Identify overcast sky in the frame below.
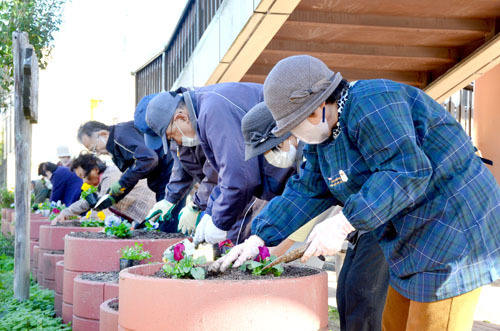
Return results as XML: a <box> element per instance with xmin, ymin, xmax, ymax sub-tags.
<box><xmin>29</xmin><ymin>0</ymin><xmax>187</xmax><ymax>177</ymax></box>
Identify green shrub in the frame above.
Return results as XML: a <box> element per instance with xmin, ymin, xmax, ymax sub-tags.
<box><xmin>0</xmin><ymin>188</ymin><xmax>15</xmax><ymax>209</ymax></box>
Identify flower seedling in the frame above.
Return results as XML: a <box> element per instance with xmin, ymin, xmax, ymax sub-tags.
<box><xmin>120</xmin><ymin>243</ymin><xmax>152</xmax><ymax>260</ymax></box>
<box><xmin>239</xmin><ymin>246</ymin><xmax>284</xmax><ymax>277</ymax></box>
<box><xmin>48</xmin><ymin>201</ymin><xmax>66</xmax><ymax>220</ymax></box>
<box><xmin>104</xmin><ymin>215</ymin><xmax>132</xmax><ymax>238</ymax></box>
<box><xmin>218</xmin><ymin>239</ymin><xmax>234</xmax><ymax>255</ymax></box>
<box><xmin>162</xmin><ymin>239</ymin><xmax>206</xmax><ymax>280</ymax></box>
<box><xmin>80</xmin><ymin>183</ymin><xmax>98</xmax><ymax>199</ymax></box>
<box><xmin>144</xmin><ymin>218</ymin><xmax>160</xmax><ymax>231</ymax></box>
<box><xmin>81</xmin><ymin>210</ymin><xmax>106</xmax><ymax>227</ymax></box>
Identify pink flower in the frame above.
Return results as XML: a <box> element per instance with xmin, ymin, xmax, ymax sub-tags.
<box><xmin>254</xmin><ymin>246</ymin><xmax>270</xmax><ymax>262</ymax></box>
<box><xmin>173</xmin><ymin>243</ymin><xmax>185</xmax><ymax>262</ymax></box>
<box><xmin>52</xmin><ymin>208</ymin><xmax>60</xmax><ymax>214</ymax></box>
<box><xmin>218</xmin><ymin>239</ymin><xmax>234</xmax><ymax>249</ymax></box>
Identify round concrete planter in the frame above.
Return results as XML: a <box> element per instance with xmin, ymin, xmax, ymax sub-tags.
<box><xmin>55</xmin><ymin>261</ymin><xmax>64</xmax><ymax>318</ymax></box>
<box><xmin>1</xmin><ymin>218</ymin><xmax>10</xmax><ymax>236</ymax></box>
<box><xmin>32</xmin><ymin>245</ymin><xmax>40</xmax><ymax>281</ymax></box>
<box><xmin>39</xmin><ymin>224</ymin><xmax>103</xmax><ymax>251</ymax></box>
<box><xmin>29</xmin><ymin>240</ymin><xmax>38</xmax><ymax>270</ymax></box>
<box><xmin>100</xmin><ymin>298</ymin><xmax>119</xmax><ymax>331</ymax></box>
<box><xmin>30</xmin><ymin>218</ymin><xmax>51</xmax><ymax>240</ymax></box>
<box><xmin>41</xmin><ymin>252</ymin><xmax>64</xmax><ymax>291</ymax></box>
<box><xmin>119</xmin><ymin>263</ymin><xmax>329</xmax><ymax>331</ymax></box>
<box><xmin>72</xmin><ymin>275</ymin><xmax>119</xmax><ymax>331</ymax></box>
<box><xmin>62</xmin><ymin>234</ymin><xmax>184</xmax><ymax>324</ymax></box>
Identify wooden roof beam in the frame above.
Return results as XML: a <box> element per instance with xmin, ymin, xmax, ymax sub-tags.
<box><xmin>265</xmin><ymin>39</ymin><xmax>459</xmax><ymax>62</ymax></box>
<box><xmin>287</xmin><ymin>10</ymin><xmax>492</xmax><ymax>35</ymax></box>
<box><xmin>425</xmin><ymin>32</ymin><xmax>500</xmax><ymax>102</ymax></box>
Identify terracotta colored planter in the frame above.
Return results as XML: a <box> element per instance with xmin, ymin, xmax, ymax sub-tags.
<box><xmin>62</xmin><ymin>301</ymin><xmax>73</xmax><ymax>324</ymax></box>
<box><xmin>62</xmin><ymin>234</ymin><xmax>184</xmax><ymax>324</ymax></box>
<box><xmin>39</xmin><ymin>224</ymin><xmax>103</xmax><ymax>251</ymax></box>
<box><xmin>56</xmin><ymin>260</ymin><xmax>65</xmax><ymax>295</ymax></box>
<box><xmin>72</xmin><ymin>275</ymin><xmax>119</xmax><ymax>330</ymax></box>
<box><xmin>9</xmin><ymin>222</ymin><xmax>15</xmax><ymax>235</ymax></box>
<box><xmin>1</xmin><ymin>218</ymin><xmax>10</xmax><ymax>236</ymax></box>
<box><xmin>7</xmin><ymin>209</ymin><xmax>14</xmax><ymax>222</ymax></box>
<box><xmin>31</xmin><ymin>213</ymin><xmax>47</xmax><ymax>220</ymax></box>
<box><xmin>55</xmin><ymin>292</ymin><xmax>63</xmax><ymax>317</ymax></box>
<box><xmin>30</xmin><ymin>218</ymin><xmax>51</xmax><ymax>240</ymax></box>
<box><xmin>100</xmin><ymin>298</ymin><xmax>119</xmax><ymax>331</ymax></box>
<box><xmin>119</xmin><ymin>263</ymin><xmax>329</xmax><ymax>331</ymax></box>
<box><xmin>32</xmin><ymin>245</ymin><xmax>40</xmax><ymax>281</ymax></box>
<box><xmin>41</xmin><ymin>252</ymin><xmax>64</xmax><ymax>291</ymax></box>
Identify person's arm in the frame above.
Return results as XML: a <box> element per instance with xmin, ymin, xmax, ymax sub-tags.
<box><xmin>199</xmin><ymin>105</ymin><xmax>261</xmax><ymax>231</ymax></box>
<box><xmin>114</xmin><ymin>127</ymin><xmax>159</xmax><ymax>190</ymax></box>
<box><xmin>61</xmin><ymin>198</ymin><xmax>90</xmax><ymax>217</ymax></box>
<box><xmin>251</xmin><ymin>145</ymin><xmax>338</xmax><ymax>246</ymax></box>
<box><xmin>165</xmin><ymin>145</ymin><xmax>195</xmax><ymax>204</ymax></box>
<box><xmin>342</xmin><ymin>91</ymin><xmax>433</xmax><ymax>231</ymax></box>
<box><xmin>49</xmin><ymin>170</ymin><xmax>66</xmax><ymax>203</ymax></box>
<box><xmin>192</xmin><ymin>160</ymin><xmax>218</xmax><ymax>210</ymax></box>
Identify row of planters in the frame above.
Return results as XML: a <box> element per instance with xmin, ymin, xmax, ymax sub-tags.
<box><xmin>29</xmin><ymin>209</ymin><xmax>328</xmax><ymax>330</ymax></box>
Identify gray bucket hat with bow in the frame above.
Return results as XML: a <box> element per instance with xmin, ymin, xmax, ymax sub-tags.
<box><xmin>241</xmin><ymin>102</ymin><xmax>291</xmax><ymax>160</ymax></box>
<box><xmin>263</xmin><ymin>55</ymin><xmax>343</xmax><ymax>137</ymax></box>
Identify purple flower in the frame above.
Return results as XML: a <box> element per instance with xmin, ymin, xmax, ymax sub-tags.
<box><xmin>254</xmin><ymin>246</ymin><xmax>270</xmax><ymax>262</ymax></box>
<box><xmin>52</xmin><ymin>208</ymin><xmax>60</xmax><ymax>214</ymax></box>
<box><xmin>173</xmin><ymin>243</ymin><xmax>185</xmax><ymax>262</ymax></box>
<box><xmin>218</xmin><ymin>239</ymin><xmax>234</xmax><ymax>249</ymax></box>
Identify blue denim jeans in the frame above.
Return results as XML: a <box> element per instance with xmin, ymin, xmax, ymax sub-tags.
<box><xmin>337</xmin><ymin>231</ymin><xmax>389</xmax><ymax>331</ymax></box>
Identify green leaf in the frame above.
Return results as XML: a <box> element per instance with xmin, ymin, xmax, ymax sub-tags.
<box><xmin>190</xmin><ymin>267</ymin><xmax>205</xmax><ymax>280</ymax></box>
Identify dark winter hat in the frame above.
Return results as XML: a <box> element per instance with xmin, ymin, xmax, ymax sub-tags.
<box><xmin>134</xmin><ymin>93</ymin><xmax>161</xmax><ymax>150</ymax></box>
<box><xmin>241</xmin><ymin>102</ymin><xmax>291</xmax><ymax>160</ymax></box>
<box><xmin>145</xmin><ymin>91</ymin><xmax>183</xmax><ymax>154</ymax></box>
<box><xmin>264</xmin><ymin>55</ymin><xmax>343</xmax><ymax>136</ymax></box>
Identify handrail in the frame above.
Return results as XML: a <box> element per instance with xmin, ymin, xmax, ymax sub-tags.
<box><xmin>134</xmin><ymin>0</ymin><xmax>224</xmax><ymax>104</ymax></box>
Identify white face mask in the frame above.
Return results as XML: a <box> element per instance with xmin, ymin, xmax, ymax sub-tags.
<box><xmin>174</xmin><ymin>121</ymin><xmax>200</xmax><ymax>147</ymax></box>
<box><xmin>264</xmin><ymin>144</ymin><xmax>297</xmax><ymax>168</ymax></box>
<box><xmin>291</xmin><ymin>107</ymin><xmax>330</xmax><ymax>144</ymax></box>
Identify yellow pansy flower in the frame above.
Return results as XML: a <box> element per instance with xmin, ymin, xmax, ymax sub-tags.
<box><xmin>81</xmin><ymin>183</ymin><xmax>91</xmax><ymax>191</ymax></box>
<box><xmin>97</xmin><ymin>211</ymin><xmax>106</xmax><ymax>221</ymax></box>
<box><xmin>85</xmin><ymin>210</ymin><xmax>92</xmax><ymax>219</ymax></box>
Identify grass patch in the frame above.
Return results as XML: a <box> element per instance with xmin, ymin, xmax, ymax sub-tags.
<box><xmin>0</xmin><ymin>234</ymin><xmax>71</xmax><ymax>330</ymax></box>
<box><xmin>328</xmin><ymin>305</ymin><xmax>339</xmax><ymax>321</ymax></box>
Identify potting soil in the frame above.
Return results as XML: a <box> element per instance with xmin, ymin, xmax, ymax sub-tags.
<box><xmin>53</xmin><ymin>221</ymin><xmax>84</xmax><ymax>227</ymax></box>
<box><xmin>151</xmin><ymin>263</ymin><xmax>320</xmax><ymax>280</ymax></box>
<box><xmin>108</xmin><ymin>300</ymin><xmax>119</xmax><ymax>311</ymax></box>
<box><xmin>80</xmin><ymin>271</ymin><xmax>119</xmax><ymax>283</ymax></box>
<box><xmin>69</xmin><ymin>229</ymin><xmax>185</xmax><ymax>240</ymax></box>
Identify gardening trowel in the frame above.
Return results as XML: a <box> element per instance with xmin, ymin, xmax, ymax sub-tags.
<box><xmin>93</xmin><ymin>194</ymin><xmax>110</xmax><ymax>210</ymax></box>
<box><xmin>261</xmin><ymin>242</ymin><xmax>312</xmax><ymax>271</ymax></box>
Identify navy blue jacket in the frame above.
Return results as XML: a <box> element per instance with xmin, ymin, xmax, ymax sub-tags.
<box><xmin>186</xmin><ymin>82</ymin><xmax>264</xmax><ymax>231</ymax></box>
<box><xmin>106</xmin><ymin>121</ymin><xmax>174</xmax><ymax>201</ymax></box>
<box><xmin>50</xmin><ymin>166</ymin><xmax>82</xmax><ymax>207</ymax></box>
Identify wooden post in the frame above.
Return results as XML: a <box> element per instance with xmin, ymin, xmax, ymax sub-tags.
<box><xmin>12</xmin><ymin>31</ymin><xmax>38</xmax><ymax>300</ymax></box>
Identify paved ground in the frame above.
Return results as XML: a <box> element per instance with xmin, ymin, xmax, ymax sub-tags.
<box><xmin>326</xmin><ymin>271</ymin><xmax>500</xmax><ymax>331</ymax></box>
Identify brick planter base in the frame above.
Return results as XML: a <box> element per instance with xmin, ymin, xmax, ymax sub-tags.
<box><xmin>41</xmin><ymin>252</ymin><xmax>64</xmax><ymax>291</ymax></box>
<box><xmin>62</xmin><ymin>234</ymin><xmax>183</xmax><ymax>324</ymax></box>
<box><xmin>100</xmin><ymin>298</ymin><xmax>119</xmax><ymax>331</ymax></box>
<box><xmin>55</xmin><ymin>260</ymin><xmax>65</xmax><ymax>317</ymax></box>
<box><xmin>72</xmin><ymin>275</ymin><xmax>119</xmax><ymax>331</ymax></box>
<box><xmin>32</xmin><ymin>245</ymin><xmax>39</xmax><ymax>282</ymax></box>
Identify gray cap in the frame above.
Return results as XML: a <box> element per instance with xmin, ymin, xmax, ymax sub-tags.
<box><xmin>264</xmin><ymin>55</ymin><xmax>343</xmax><ymax>137</ymax></box>
<box><xmin>241</xmin><ymin>102</ymin><xmax>291</xmax><ymax>160</ymax></box>
<box><xmin>145</xmin><ymin>91</ymin><xmax>183</xmax><ymax>153</ymax></box>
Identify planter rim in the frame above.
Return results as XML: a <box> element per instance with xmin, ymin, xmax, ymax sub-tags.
<box><xmin>66</xmin><ymin>235</ymin><xmax>180</xmax><ymax>244</ymax></box>
<box><xmin>119</xmin><ymin>262</ymin><xmax>326</xmax><ymax>284</ymax></box>
<box><xmin>101</xmin><ymin>297</ymin><xmax>119</xmax><ymax>312</ymax></box>
<box><xmin>75</xmin><ymin>274</ymin><xmax>119</xmax><ymax>286</ymax></box>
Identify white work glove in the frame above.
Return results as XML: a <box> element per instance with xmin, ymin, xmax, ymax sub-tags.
<box><xmin>146</xmin><ymin>199</ymin><xmax>175</xmax><ymax>222</ymax></box>
<box><xmin>301</xmin><ymin>212</ymin><xmax>355</xmax><ymax>262</ymax></box>
<box><xmin>177</xmin><ymin>199</ymin><xmax>201</xmax><ymax>235</ymax></box>
<box><xmin>193</xmin><ymin>213</ymin><xmax>227</xmax><ymax>246</ymax></box>
<box><xmin>209</xmin><ymin>235</ymin><xmax>265</xmax><ymax>272</ymax></box>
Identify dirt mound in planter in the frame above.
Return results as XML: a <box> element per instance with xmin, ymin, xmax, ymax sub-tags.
<box><xmin>80</xmin><ymin>271</ymin><xmax>119</xmax><ymax>283</ymax></box>
<box><xmin>69</xmin><ymin>229</ymin><xmax>184</xmax><ymax>240</ymax></box>
<box><xmin>152</xmin><ymin>263</ymin><xmax>320</xmax><ymax>281</ymax></box>
<box><xmin>54</xmin><ymin>221</ymin><xmax>84</xmax><ymax>227</ymax></box>
<box><xmin>47</xmin><ymin>250</ymin><xmax>64</xmax><ymax>254</ymax></box>
<box><xmin>108</xmin><ymin>300</ymin><xmax>119</xmax><ymax>311</ymax></box>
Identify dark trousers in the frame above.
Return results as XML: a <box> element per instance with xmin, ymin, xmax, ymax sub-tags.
<box><xmin>158</xmin><ymin>194</ymin><xmax>186</xmax><ymax>233</ymax></box>
<box><xmin>337</xmin><ymin>231</ymin><xmax>389</xmax><ymax>331</ymax></box>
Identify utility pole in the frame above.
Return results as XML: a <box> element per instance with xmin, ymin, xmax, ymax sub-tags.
<box><xmin>13</xmin><ymin>31</ymin><xmax>38</xmax><ymax>300</ymax></box>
